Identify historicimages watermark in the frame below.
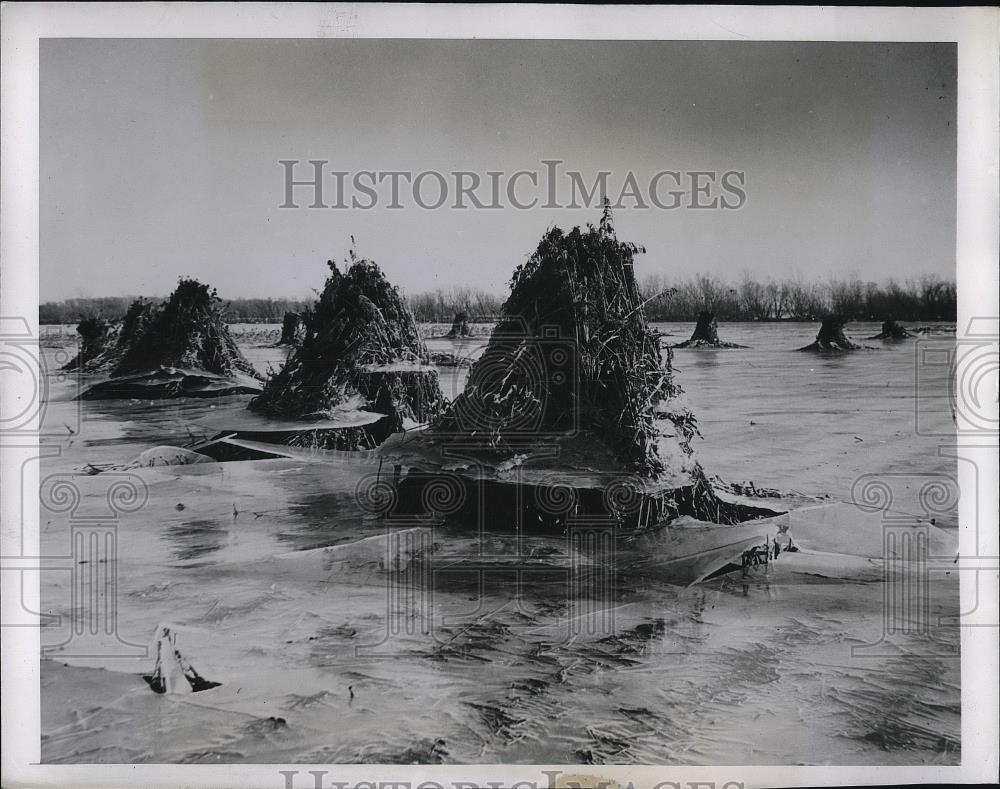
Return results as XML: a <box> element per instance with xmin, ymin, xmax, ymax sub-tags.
<box><xmin>278</xmin><ymin>160</ymin><xmax>747</xmax><ymax>211</ymax></box>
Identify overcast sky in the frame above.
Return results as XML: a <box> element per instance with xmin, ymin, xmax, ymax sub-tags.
<box><xmin>40</xmin><ymin>39</ymin><xmax>956</xmax><ymax>302</ymax></box>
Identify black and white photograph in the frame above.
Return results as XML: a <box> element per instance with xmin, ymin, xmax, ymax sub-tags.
<box><xmin>2</xmin><ymin>4</ymin><xmax>997</xmax><ymax>787</ymax></box>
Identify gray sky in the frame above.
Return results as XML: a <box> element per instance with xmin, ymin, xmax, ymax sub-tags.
<box><xmin>40</xmin><ymin>39</ymin><xmax>956</xmax><ymax>301</ymax></box>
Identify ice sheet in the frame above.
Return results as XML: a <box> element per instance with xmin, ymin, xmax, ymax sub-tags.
<box><xmin>37</xmin><ymin>322</ymin><xmax>961</xmax><ymax>765</ymax></box>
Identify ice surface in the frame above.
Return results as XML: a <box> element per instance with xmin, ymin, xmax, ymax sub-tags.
<box><xmin>38</xmin><ymin>322</ymin><xmax>961</xmax><ymax>765</ymax></box>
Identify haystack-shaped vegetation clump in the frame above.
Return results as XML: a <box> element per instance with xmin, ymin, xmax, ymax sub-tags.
<box><xmin>445</xmin><ymin>311</ymin><xmax>471</xmax><ymax>338</ymax></box>
<box><xmin>673</xmin><ymin>311</ymin><xmax>747</xmax><ymax>349</ymax></box>
<box><xmin>798</xmin><ymin>315</ymin><xmax>865</xmax><ymax>351</ymax></box>
<box><xmin>432</xmin><ymin>204</ymin><xmax>696</xmax><ymax>476</ymax></box>
<box><xmin>383</xmin><ymin>205</ymin><xmax>779</xmax><ymax>531</ymax></box>
<box><xmin>868</xmin><ymin>319</ymin><xmax>913</xmax><ymax>340</ymax></box>
<box><xmin>78</xmin><ymin>281</ymin><xmax>262</xmax><ymax>400</ymax></box>
<box><xmin>249</xmin><ymin>252</ymin><xmax>443</xmax><ymax>448</ymax></box>
<box><xmin>118</xmin><ymin>297</ymin><xmax>160</xmax><ymax>348</ymax></box>
<box><xmin>113</xmin><ymin>279</ymin><xmax>260</xmax><ymax>379</ymax></box>
<box><xmin>63</xmin><ymin>298</ymin><xmax>162</xmax><ymax>373</ymax></box>
<box><xmin>62</xmin><ymin>316</ymin><xmax>116</xmax><ymax>371</ymax></box>
<box><xmin>277</xmin><ymin>311</ymin><xmax>305</xmax><ymax>346</ymax></box>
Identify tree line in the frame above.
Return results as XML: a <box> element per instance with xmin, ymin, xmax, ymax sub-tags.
<box><xmin>40</xmin><ymin>274</ymin><xmax>955</xmax><ymax>325</ymax></box>
<box><xmin>406</xmin><ymin>275</ymin><xmax>957</xmax><ymax>323</ymax></box>
<box><xmin>636</xmin><ymin>273</ymin><xmax>955</xmax><ymax>322</ymax></box>
<box><xmin>40</xmin><ymin>296</ymin><xmax>312</xmax><ymax>325</ymax></box>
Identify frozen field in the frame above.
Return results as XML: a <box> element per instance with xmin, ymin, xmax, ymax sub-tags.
<box><xmin>36</xmin><ymin>321</ymin><xmax>960</xmax><ymax>765</ymax></box>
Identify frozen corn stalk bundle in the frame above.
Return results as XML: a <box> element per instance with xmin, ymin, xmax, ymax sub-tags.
<box><xmin>380</xmin><ymin>204</ymin><xmax>782</xmax><ymax>536</ymax></box>
<box><xmin>62</xmin><ymin>316</ymin><xmax>117</xmax><ymax>371</ymax></box>
<box><xmin>113</xmin><ymin>280</ymin><xmax>259</xmax><ymax>378</ymax></box>
<box><xmin>798</xmin><ymin>314</ymin><xmax>865</xmax><ymax>351</ymax></box>
<box><xmin>78</xmin><ymin>280</ymin><xmax>263</xmax><ymax>399</ymax></box>
<box><xmin>673</xmin><ymin>311</ymin><xmax>747</xmax><ymax>348</ymax></box>
<box><xmin>277</xmin><ymin>311</ymin><xmax>306</xmax><ymax>346</ymax></box>
<box><xmin>63</xmin><ymin>298</ymin><xmax>161</xmax><ymax>373</ymax></box>
<box><xmin>248</xmin><ymin>252</ymin><xmax>443</xmax><ymax>450</ymax></box>
<box><xmin>445</xmin><ymin>311</ymin><xmax>471</xmax><ymax>338</ymax></box>
<box><xmin>117</xmin><ymin>296</ymin><xmax>159</xmax><ymax>346</ymax></box>
<box><xmin>868</xmin><ymin>319</ymin><xmax>914</xmax><ymax>340</ymax></box>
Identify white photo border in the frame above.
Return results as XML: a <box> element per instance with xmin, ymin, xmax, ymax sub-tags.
<box><xmin>2</xmin><ymin>3</ymin><xmax>997</xmax><ymax>788</ymax></box>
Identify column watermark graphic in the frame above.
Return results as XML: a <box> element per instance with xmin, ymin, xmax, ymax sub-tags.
<box><xmin>36</xmin><ymin>473</ymin><xmax>149</xmax><ymax>658</ymax></box>
<box><xmin>849</xmin><ymin>472</ymin><xmax>961</xmax><ymax>658</ymax></box>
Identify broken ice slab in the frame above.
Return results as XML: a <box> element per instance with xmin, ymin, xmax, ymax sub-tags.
<box><xmin>785</xmin><ymin>501</ymin><xmax>957</xmax><ymax>560</ymax></box>
<box><xmin>621</xmin><ymin>513</ymin><xmax>789</xmax><ymax>586</ymax></box>
<box><xmin>271</xmin><ymin>527</ymin><xmax>435</xmax><ymax>581</ymax></box>
<box><xmin>127</xmin><ymin>445</ymin><xmax>216</xmax><ymax>468</ymax></box>
<box><xmin>78</xmin><ymin>367</ymin><xmax>263</xmax><ymax>400</ymax></box>
<box><xmin>190</xmin><ymin>405</ymin><xmax>389</xmax><ymax>445</ymax></box>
